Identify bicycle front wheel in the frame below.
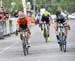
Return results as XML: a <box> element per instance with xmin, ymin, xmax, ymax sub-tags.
<box><xmin>59</xmin><ymin>43</ymin><xmax>62</xmax><ymax>51</ymax></box>
<box><xmin>44</xmin><ymin>28</ymin><xmax>48</xmax><ymax>43</ymax></box>
<box><xmin>22</xmin><ymin>38</ymin><xmax>28</xmax><ymax>56</ymax></box>
<box><xmin>22</xmin><ymin>43</ymin><xmax>27</xmax><ymax>56</ymax></box>
<box><xmin>63</xmin><ymin>41</ymin><xmax>66</xmax><ymax>52</ymax></box>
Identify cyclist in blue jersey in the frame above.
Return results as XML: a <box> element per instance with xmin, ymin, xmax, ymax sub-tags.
<box><xmin>54</xmin><ymin>9</ymin><xmax>69</xmax><ymax>44</ymax></box>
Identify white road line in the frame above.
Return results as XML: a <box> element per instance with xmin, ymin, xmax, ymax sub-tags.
<box><xmin>0</xmin><ymin>41</ymin><xmax>18</xmax><ymax>54</ymax></box>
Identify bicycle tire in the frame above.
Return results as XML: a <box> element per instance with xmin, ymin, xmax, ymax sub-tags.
<box><xmin>23</xmin><ymin>44</ymin><xmax>27</xmax><ymax>56</ymax></box>
<box><xmin>62</xmin><ymin>44</ymin><xmax>66</xmax><ymax>52</ymax></box>
<box><xmin>62</xmin><ymin>33</ymin><xmax>67</xmax><ymax>52</ymax></box>
<box><xmin>45</xmin><ymin>36</ymin><xmax>48</xmax><ymax>43</ymax></box>
<box><xmin>22</xmin><ymin>37</ymin><xmax>28</xmax><ymax>56</ymax></box>
<box><xmin>59</xmin><ymin>43</ymin><xmax>62</xmax><ymax>51</ymax></box>
<box><xmin>63</xmin><ymin>40</ymin><xmax>66</xmax><ymax>52</ymax></box>
<box><xmin>59</xmin><ymin>32</ymin><xmax>63</xmax><ymax>51</ymax></box>
<box><xmin>44</xmin><ymin>27</ymin><xmax>48</xmax><ymax>43</ymax></box>
<box><xmin>26</xmin><ymin>39</ymin><xmax>29</xmax><ymax>54</ymax></box>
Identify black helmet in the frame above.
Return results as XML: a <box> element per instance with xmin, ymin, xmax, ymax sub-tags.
<box><xmin>55</xmin><ymin>10</ymin><xmax>61</xmax><ymax>16</ymax></box>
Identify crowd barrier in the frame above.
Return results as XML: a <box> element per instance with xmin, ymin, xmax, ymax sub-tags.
<box><xmin>0</xmin><ymin>17</ymin><xmax>17</xmax><ymax>38</ymax></box>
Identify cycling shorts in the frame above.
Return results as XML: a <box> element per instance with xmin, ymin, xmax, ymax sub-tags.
<box><xmin>56</xmin><ymin>18</ymin><xmax>65</xmax><ymax>23</ymax></box>
<box><xmin>18</xmin><ymin>25</ymin><xmax>27</xmax><ymax>32</ymax></box>
<box><xmin>41</xmin><ymin>15</ymin><xmax>49</xmax><ymax>24</ymax></box>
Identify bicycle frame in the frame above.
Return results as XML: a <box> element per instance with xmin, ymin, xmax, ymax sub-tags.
<box><xmin>58</xmin><ymin>23</ymin><xmax>64</xmax><ymax>41</ymax></box>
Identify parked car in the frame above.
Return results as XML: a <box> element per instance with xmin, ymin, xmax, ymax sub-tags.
<box><xmin>68</xmin><ymin>13</ymin><xmax>75</xmax><ymax>20</ymax></box>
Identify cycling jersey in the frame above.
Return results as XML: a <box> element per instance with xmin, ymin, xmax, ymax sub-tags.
<box><xmin>43</xmin><ymin>11</ymin><xmax>49</xmax><ymax>17</ymax></box>
<box><xmin>16</xmin><ymin>16</ymin><xmax>29</xmax><ymax>26</ymax></box>
<box><xmin>41</xmin><ymin>11</ymin><xmax>51</xmax><ymax>24</ymax></box>
<box><xmin>16</xmin><ymin>16</ymin><xmax>30</xmax><ymax>31</ymax></box>
<box><xmin>55</xmin><ymin>14</ymin><xmax>66</xmax><ymax>23</ymax></box>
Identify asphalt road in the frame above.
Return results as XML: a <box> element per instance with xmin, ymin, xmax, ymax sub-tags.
<box><xmin>0</xmin><ymin>20</ymin><xmax>75</xmax><ymax>61</ymax></box>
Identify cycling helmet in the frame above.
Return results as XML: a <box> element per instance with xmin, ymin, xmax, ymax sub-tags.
<box><xmin>18</xmin><ymin>11</ymin><xmax>24</xmax><ymax>19</ymax></box>
<box><xmin>55</xmin><ymin>10</ymin><xmax>61</xmax><ymax>16</ymax></box>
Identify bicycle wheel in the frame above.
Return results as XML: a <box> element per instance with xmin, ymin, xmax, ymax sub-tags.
<box><xmin>63</xmin><ymin>40</ymin><xmax>66</xmax><ymax>52</ymax></box>
<box><xmin>62</xmin><ymin>44</ymin><xmax>66</xmax><ymax>52</ymax></box>
<box><xmin>23</xmin><ymin>44</ymin><xmax>27</xmax><ymax>56</ymax></box>
<box><xmin>62</xmin><ymin>33</ymin><xmax>66</xmax><ymax>52</ymax></box>
<box><xmin>44</xmin><ymin>28</ymin><xmax>48</xmax><ymax>43</ymax></box>
<box><xmin>59</xmin><ymin>32</ymin><xmax>63</xmax><ymax>51</ymax></box>
<box><xmin>60</xmin><ymin>44</ymin><xmax>62</xmax><ymax>51</ymax></box>
<box><xmin>26</xmin><ymin>39</ymin><xmax>29</xmax><ymax>54</ymax></box>
<box><xmin>45</xmin><ymin>36</ymin><xmax>48</xmax><ymax>43</ymax></box>
<box><xmin>22</xmin><ymin>38</ymin><xmax>28</xmax><ymax>56</ymax></box>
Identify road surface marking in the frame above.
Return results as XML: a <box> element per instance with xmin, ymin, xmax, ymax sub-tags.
<box><xmin>0</xmin><ymin>41</ymin><xmax>18</xmax><ymax>54</ymax></box>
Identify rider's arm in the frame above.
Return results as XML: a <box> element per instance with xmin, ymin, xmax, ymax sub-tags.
<box><xmin>16</xmin><ymin>19</ymin><xmax>20</xmax><ymax>35</ymax></box>
<box><xmin>49</xmin><ymin>15</ymin><xmax>53</xmax><ymax>24</ymax></box>
<box><xmin>16</xmin><ymin>19</ymin><xmax>20</xmax><ymax>31</ymax></box>
<box><xmin>25</xmin><ymin>16</ymin><xmax>31</xmax><ymax>33</ymax></box>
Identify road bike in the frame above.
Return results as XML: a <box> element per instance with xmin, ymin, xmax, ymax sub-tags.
<box><xmin>21</xmin><ymin>30</ymin><xmax>29</xmax><ymax>56</ymax></box>
<box><xmin>58</xmin><ymin>23</ymin><xmax>67</xmax><ymax>52</ymax></box>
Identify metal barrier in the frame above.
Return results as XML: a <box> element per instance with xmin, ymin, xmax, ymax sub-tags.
<box><xmin>0</xmin><ymin>21</ymin><xmax>4</xmax><ymax>38</ymax></box>
<box><xmin>9</xmin><ymin>17</ymin><xmax>17</xmax><ymax>34</ymax></box>
<box><xmin>0</xmin><ymin>17</ymin><xmax>34</xmax><ymax>38</ymax></box>
<box><xmin>0</xmin><ymin>17</ymin><xmax>17</xmax><ymax>38</ymax></box>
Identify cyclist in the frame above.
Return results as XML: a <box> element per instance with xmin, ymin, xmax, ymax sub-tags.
<box><xmin>35</xmin><ymin>13</ymin><xmax>41</xmax><ymax>24</ymax></box>
<box><xmin>16</xmin><ymin>11</ymin><xmax>31</xmax><ymax>47</ymax></box>
<box><xmin>39</xmin><ymin>10</ymin><xmax>53</xmax><ymax>39</ymax></box>
<box><xmin>54</xmin><ymin>9</ymin><xmax>69</xmax><ymax>44</ymax></box>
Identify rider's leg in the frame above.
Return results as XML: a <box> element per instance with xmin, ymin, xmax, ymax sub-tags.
<box><xmin>18</xmin><ymin>26</ymin><xmax>23</xmax><ymax>40</ymax></box>
<box><xmin>39</xmin><ymin>20</ymin><xmax>43</xmax><ymax>30</ymax></box>
<box><xmin>27</xmin><ymin>25</ymin><xmax>31</xmax><ymax>47</ymax></box>
<box><xmin>55</xmin><ymin>23</ymin><xmax>59</xmax><ymax>40</ymax></box>
<box><xmin>55</xmin><ymin>23</ymin><xmax>60</xmax><ymax>44</ymax></box>
<box><xmin>64</xmin><ymin>23</ymin><xmax>68</xmax><ymax>41</ymax></box>
<box><xmin>20</xmin><ymin>32</ymin><xmax>22</xmax><ymax>40</ymax></box>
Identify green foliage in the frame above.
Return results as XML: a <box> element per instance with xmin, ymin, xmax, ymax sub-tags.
<box><xmin>2</xmin><ymin>0</ymin><xmax>75</xmax><ymax>14</ymax></box>
<box><xmin>36</xmin><ymin>0</ymin><xmax>75</xmax><ymax>13</ymax></box>
<box><xmin>2</xmin><ymin>0</ymin><xmax>23</xmax><ymax>14</ymax></box>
